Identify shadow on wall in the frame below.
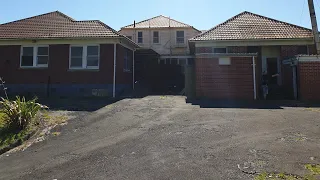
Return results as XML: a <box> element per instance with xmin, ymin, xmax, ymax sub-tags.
<box><xmin>186</xmin><ymin>98</ymin><xmax>320</xmax><ymax>109</ymax></box>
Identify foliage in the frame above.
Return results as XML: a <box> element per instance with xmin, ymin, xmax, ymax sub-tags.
<box><xmin>254</xmin><ymin>171</ymin><xmax>310</xmax><ymax>180</ymax></box>
<box><xmin>0</xmin><ymin>96</ymin><xmax>48</xmax><ymax>130</ymax></box>
<box><xmin>305</xmin><ymin>164</ymin><xmax>320</xmax><ymax>175</ymax></box>
<box><xmin>0</xmin><ymin>77</ymin><xmax>8</xmax><ymax>99</ymax></box>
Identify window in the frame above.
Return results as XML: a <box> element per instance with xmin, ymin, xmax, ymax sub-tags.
<box><xmin>123</xmin><ymin>49</ymin><xmax>132</xmax><ymax>72</ymax></box>
<box><xmin>137</xmin><ymin>32</ymin><xmax>143</xmax><ymax>43</ymax></box>
<box><xmin>219</xmin><ymin>57</ymin><xmax>231</xmax><ymax>65</ymax></box>
<box><xmin>176</xmin><ymin>31</ymin><xmax>184</xmax><ymax>44</ymax></box>
<box><xmin>70</xmin><ymin>45</ymin><xmax>99</xmax><ymax>69</ymax></box>
<box><xmin>214</xmin><ymin>48</ymin><xmax>227</xmax><ymax>53</ymax></box>
<box><xmin>127</xmin><ymin>36</ymin><xmax>132</xmax><ymax>40</ymax></box>
<box><xmin>153</xmin><ymin>31</ymin><xmax>159</xmax><ymax>44</ymax></box>
<box><xmin>21</xmin><ymin>46</ymin><xmax>49</xmax><ymax>67</ymax></box>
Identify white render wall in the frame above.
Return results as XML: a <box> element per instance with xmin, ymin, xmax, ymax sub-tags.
<box><xmin>119</xmin><ymin>28</ymin><xmax>200</xmax><ymax>56</ymax></box>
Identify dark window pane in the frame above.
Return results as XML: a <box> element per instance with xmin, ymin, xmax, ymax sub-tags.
<box><xmin>23</xmin><ymin>47</ymin><xmax>33</xmax><ymax>56</ymax></box>
<box><xmin>214</xmin><ymin>48</ymin><xmax>227</xmax><ymax>53</ymax></box>
<box><xmin>176</xmin><ymin>31</ymin><xmax>184</xmax><ymax>43</ymax></box>
<box><xmin>70</xmin><ymin>57</ymin><xmax>82</xmax><ymax>67</ymax></box>
<box><xmin>138</xmin><ymin>32</ymin><xmax>143</xmax><ymax>43</ymax></box>
<box><xmin>171</xmin><ymin>58</ymin><xmax>178</xmax><ymax>65</ymax></box>
<box><xmin>38</xmin><ymin>47</ymin><xmax>48</xmax><ymax>55</ymax></box>
<box><xmin>87</xmin><ymin>56</ymin><xmax>99</xmax><ymax>67</ymax></box>
<box><xmin>71</xmin><ymin>47</ymin><xmax>83</xmax><ymax>57</ymax></box>
<box><xmin>153</xmin><ymin>37</ymin><xmax>159</xmax><ymax>43</ymax></box>
<box><xmin>87</xmin><ymin>46</ymin><xmax>99</xmax><ymax>56</ymax></box>
<box><xmin>159</xmin><ymin>59</ymin><xmax>165</xmax><ymax>65</ymax></box>
<box><xmin>153</xmin><ymin>31</ymin><xmax>159</xmax><ymax>37</ymax></box>
<box><xmin>247</xmin><ymin>46</ymin><xmax>259</xmax><ymax>53</ymax></box>
<box><xmin>177</xmin><ymin>31</ymin><xmax>184</xmax><ymax>37</ymax></box>
<box><xmin>21</xmin><ymin>56</ymin><xmax>33</xmax><ymax>66</ymax></box>
<box><xmin>297</xmin><ymin>46</ymin><xmax>308</xmax><ymax>54</ymax></box>
<box><xmin>37</xmin><ymin>56</ymin><xmax>48</xmax><ymax>65</ymax></box>
<box><xmin>177</xmin><ymin>38</ymin><xmax>184</xmax><ymax>43</ymax></box>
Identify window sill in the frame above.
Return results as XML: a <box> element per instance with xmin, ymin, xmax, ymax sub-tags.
<box><xmin>68</xmin><ymin>69</ymin><xmax>99</xmax><ymax>72</ymax></box>
<box><xmin>19</xmin><ymin>66</ymin><xmax>48</xmax><ymax>69</ymax></box>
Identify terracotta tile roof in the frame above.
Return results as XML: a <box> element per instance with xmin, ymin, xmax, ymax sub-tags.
<box><xmin>0</xmin><ymin>11</ymin><xmax>123</xmax><ymax>39</ymax></box>
<box><xmin>121</xmin><ymin>15</ymin><xmax>200</xmax><ymax>31</ymax></box>
<box><xmin>190</xmin><ymin>11</ymin><xmax>313</xmax><ymax>41</ymax></box>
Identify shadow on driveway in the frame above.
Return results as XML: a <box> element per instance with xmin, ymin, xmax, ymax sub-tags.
<box><xmin>186</xmin><ymin>98</ymin><xmax>320</xmax><ymax>109</ymax></box>
<box><xmin>37</xmin><ymin>97</ymin><xmax>120</xmax><ymax>112</ymax></box>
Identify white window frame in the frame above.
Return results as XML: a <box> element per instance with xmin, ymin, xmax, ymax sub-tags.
<box><xmin>152</xmin><ymin>31</ymin><xmax>160</xmax><ymax>44</ymax></box>
<box><xmin>20</xmin><ymin>45</ymin><xmax>49</xmax><ymax>68</ymax></box>
<box><xmin>137</xmin><ymin>31</ymin><xmax>143</xmax><ymax>44</ymax></box>
<box><xmin>176</xmin><ymin>30</ymin><xmax>185</xmax><ymax>44</ymax></box>
<box><xmin>69</xmin><ymin>45</ymin><xmax>100</xmax><ymax>70</ymax></box>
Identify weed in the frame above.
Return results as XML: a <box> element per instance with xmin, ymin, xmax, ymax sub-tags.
<box><xmin>305</xmin><ymin>164</ymin><xmax>320</xmax><ymax>175</ymax></box>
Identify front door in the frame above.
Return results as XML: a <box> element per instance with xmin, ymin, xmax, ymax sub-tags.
<box><xmin>266</xmin><ymin>58</ymin><xmax>278</xmax><ymax>85</ymax></box>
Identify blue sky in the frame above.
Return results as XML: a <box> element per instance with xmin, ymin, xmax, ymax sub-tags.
<box><xmin>0</xmin><ymin>0</ymin><xmax>319</xmax><ymax>31</ymax></box>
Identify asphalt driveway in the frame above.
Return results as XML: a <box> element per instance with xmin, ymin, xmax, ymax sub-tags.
<box><xmin>0</xmin><ymin>96</ymin><xmax>319</xmax><ymax>180</ymax></box>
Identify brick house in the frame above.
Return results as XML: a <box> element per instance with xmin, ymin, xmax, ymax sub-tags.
<box><xmin>189</xmin><ymin>11</ymin><xmax>316</xmax><ymax>100</ymax></box>
<box><xmin>0</xmin><ymin>11</ymin><xmax>139</xmax><ymax>97</ymax></box>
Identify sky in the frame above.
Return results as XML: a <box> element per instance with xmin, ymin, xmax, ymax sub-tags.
<box><xmin>0</xmin><ymin>0</ymin><xmax>319</xmax><ymax>31</ymax></box>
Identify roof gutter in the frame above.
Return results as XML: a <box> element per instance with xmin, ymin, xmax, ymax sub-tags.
<box><xmin>188</xmin><ymin>37</ymin><xmax>314</xmax><ymax>43</ymax></box>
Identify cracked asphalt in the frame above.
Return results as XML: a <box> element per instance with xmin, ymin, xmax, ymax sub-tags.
<box><xmin>0</xmin><ymin>96</ymin><xmax>319</xmax><ymax>180</ymax></box>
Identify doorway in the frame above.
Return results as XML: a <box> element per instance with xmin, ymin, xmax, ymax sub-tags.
<box><xmin>266</xmin><ymin>58</ymin><xmax>278</xmax><ymax>85</ymax></box>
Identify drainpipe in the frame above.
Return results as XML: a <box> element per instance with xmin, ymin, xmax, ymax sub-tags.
<box><xmin>252</xmin><ymin>56</ymin><xmax>257</xmax><ymax>100</ymax></box>
<box><xmin>113</xmin><ymin>43</ymin><xmax>117</xmax><ymax>98</ymax></box>
<box><xmin>133</xmin><ymin>49</ymin><xmax>135</xmax><ymax>90</ymax></box>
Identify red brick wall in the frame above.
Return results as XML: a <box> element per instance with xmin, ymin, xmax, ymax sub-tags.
<box><xmin>298</xmin><ymin>62</ymin><xmax>320</xmax><ymax>101</ymax></box>
<box><xmin>195</xmin><ymin>57</ymin><xmax>254</xmax><ymax>99</ymax></box>
<box><xmin>0</xmin><ymin>44</ymin><xmax>131</xmax><ymax>85</ymax></box>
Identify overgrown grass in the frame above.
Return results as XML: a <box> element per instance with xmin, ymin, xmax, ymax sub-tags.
<box><xmin>0</xmin><ymin>111</ymin><xmax>36</xmax><ymax>150</ymax></box>
<box><xmin>254</xmin><ymin>172</ymin><xmax>302</xmax><ymax>180</ymax></box>
<box><xmin>305</xmin><ymin>164</ymin><xmax>320</xmax><ymax>175</ymax></box>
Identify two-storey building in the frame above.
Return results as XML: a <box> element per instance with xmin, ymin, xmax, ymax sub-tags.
<box><xmin>119</xmin><ymin>15</ymin><xmax>200</xmax><ymax>65</ymax></box>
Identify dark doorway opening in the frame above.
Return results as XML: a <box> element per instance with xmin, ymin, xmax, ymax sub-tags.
<box><xmin>267</xmin><ymin>58</ymin><xmax>278</xmax><ymax>85</ymax></box>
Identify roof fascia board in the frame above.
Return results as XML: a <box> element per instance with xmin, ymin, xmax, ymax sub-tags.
<box><xmin>0</xmin><ymin>38</ymin><xmax>121</xmax><ymax>45</ymax></box>
<box><xmin>121</xmin><ymin>27</ymin><xmax>194</xmax><ymax>30</ymax></box>
<box><xmin>193</xmin><ymin>39</ymin><xmax>314</xmax><ymax>47</ymax></box>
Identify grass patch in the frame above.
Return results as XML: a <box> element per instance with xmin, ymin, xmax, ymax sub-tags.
<box><xmin>41</xmin><ymin>111</ymin><xmax>68</xmax><ymax>126</ymax></box>
<box><xmin>51</xmin><ymin>132</ymin><xmax>61</xmax><ymax>136</ymax></box>
<box><xmin>305</xmin><ymin>164</ymin><xmax>320</xmax><ymax>175</ymax></box>
<box><xmin>254</xmin><ymin>172</ymin><xmax>302</xmax><ymax>180</ymax></box>
<box><xmin>254</xmin><ymin>166</ymin><xmax>320</xmax><ymax>180</ymax></box>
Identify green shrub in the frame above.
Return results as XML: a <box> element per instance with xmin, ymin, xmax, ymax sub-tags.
<box><xmin>0</xmin><ymin>96</ymin><xmax>48</xmax><ymax>130</ymax></box>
